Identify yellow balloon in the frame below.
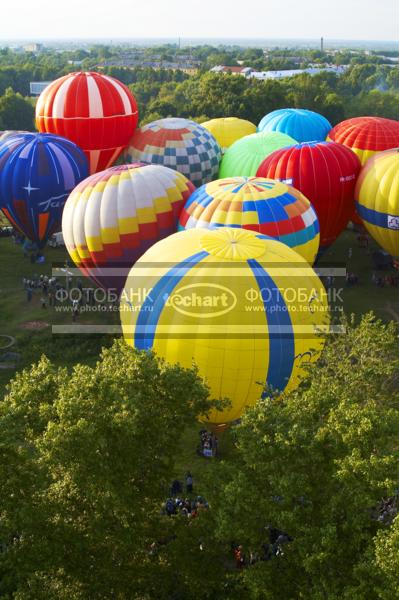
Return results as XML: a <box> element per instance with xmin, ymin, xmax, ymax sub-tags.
<box><xmin>201</xmin><ymin>117</ymin><xmax>256</xmax><ymax>153</ymax></box>
<box><xmin>355</xmin><ymin>149</ymin><xmax>399</xmax><ymax>258</ymax></box>
<box><xmin>120</xmin><ymin>228</ymin><xmax>329</xmax><ymax>426</ymax></box>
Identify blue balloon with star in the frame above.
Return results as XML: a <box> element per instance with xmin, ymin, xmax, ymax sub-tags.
<box><xmin>0</xmin><ymin>133</ymin><xmax>88</xmax><ymax>248</ymax></box>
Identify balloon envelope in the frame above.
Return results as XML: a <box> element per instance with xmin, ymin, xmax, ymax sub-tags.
<box><xmin>179</xmin><ymin>176</ymin><xmax>320</xmax><ymax>264</ymax></box>
<box><xmin>62</xmin><ymin>164</ymin><xmax>195</xmax><ymax>292</ymax></box>
<box><xmin>201</xmin><ymin>117</ymin><xmax>256</xmax><ymax>152</ymax></box>
<box><xmin>36</xmin><ymin>71</ymin><xmax>139</xmax><ymax>174</ymax></box>
<box><xmin>258</xmin><ymin>108</ymin><xmax>331</xmax><ymax>143</ymax></box>
<box><xmin>121</xmin><ymin>227</ymin><xmax>329</xmax><ymax>425</ymax></box>
<box><xmin>0</xmin><ymin>130</ymin><xmax>31</xmax><ymax>142</ymax></box>
<box><xmin>257</xmin><ymin>141</ymin><xmax>361</xmax><ymax>251</ymax></box>
<box><xmin>328</xmin><ymin>116</ymin><xmax>399</xmax><ymax>166</ymax></box>
<box><xmin>125</xmin><ymin>117</ymin><xmax>221</xmax><ymax>188</ymax></box>
<box><xmin>0</xmin><ymin>133</ymin><xmax>88</xmax><ymax>248</ymax></box>
<box><xmin>219</xmin><ymin>132</ymin><xmax>296</xmax><ymax>178</ymax></box>
<box><xmin>355</xmin><ymin>148</ymin><xmax>399</xmax><ymax>258</ymax></box>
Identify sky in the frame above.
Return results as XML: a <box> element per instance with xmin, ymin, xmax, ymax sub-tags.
<box><xmin>0</xmin><ymin>0</ymin><xmax>398</xmax><ymax>42</ymax></box>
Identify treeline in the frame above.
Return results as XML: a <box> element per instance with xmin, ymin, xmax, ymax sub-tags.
<box><xmin>130</xmin><ymin>65</ymin><xmax>399</xmax><ymax>126</ymax></box>
<box><xmin>1</xmin><ymin>48</ymin><xmax>399</xmax><ymax>131</ymax></box>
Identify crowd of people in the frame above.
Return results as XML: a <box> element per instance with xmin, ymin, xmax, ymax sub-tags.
<box><xmin>22</xmin><ymin>273</ymin><xmax>100</xmax><ymax>320</ymax></box>
<box><xmin>23</xmin><ymin>274</ymin><xmax>60</xmax><ymax>306</ymax></box>
<box><xmin>164</xmin><ymin>472</ymin><xmax>209</xmax><ymax>518</ymax></box>
<box><xmin>371</xmin><ymin>273</ymin><xmax>399</xmax><ymax>288</ymax></box>
<box><xmin>372</xmin><ymin>493</ymin><xmax>399</xmax><ymax>526</ymax></box>
<box><xmin>197</xmin><ymin>429</ymin><xmax>218</xmax><ymax>458</ymax></box>
<box><xmin>232</xmin><ymin>526</ymin><xmax>294</xmax><ymax>569</ymax></box>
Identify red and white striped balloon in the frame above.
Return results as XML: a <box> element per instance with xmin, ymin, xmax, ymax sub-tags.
<box><xmin>36</xmin><ymin>71</ymin><xmax>139</xmax><ymax>174</ymax></box>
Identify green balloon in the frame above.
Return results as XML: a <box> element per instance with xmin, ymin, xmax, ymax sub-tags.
<box><xmin>219</xmin><ymin>131</ymin><xmax>297</xmax><ymax>178</ymax></box>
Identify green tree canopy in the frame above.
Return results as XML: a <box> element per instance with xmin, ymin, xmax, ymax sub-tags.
<box><xmin>0</xmin><ymin>87</ymin><xmax>35</xmax><ymax>130</ymax></box>
<box><xmin>210</xmin><ymin>315</ymin><xmax>399</xmax><ymax>600</ymax></box>
<box><xmin>0</xmin><ymin>341</ymin><xmax>224</xmax><ymax>599</ymax></box>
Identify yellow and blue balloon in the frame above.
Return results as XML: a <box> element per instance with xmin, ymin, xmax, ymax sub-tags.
<box><xmin>121</xmin><ymin>228</ymin><xmax>329</xmax><ymax>426</ymax></box>
<box><xmin>355</xmin><ymin>148</ymin><xmax>399</xmax><ymax>258</ymax></box>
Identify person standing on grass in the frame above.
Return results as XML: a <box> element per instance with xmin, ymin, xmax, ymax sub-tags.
<box><xmin>186</xmin><ymin>472</ymin><xmax>193</xmax><ymax>494</ymax></box>
<box><xmin>26</xmin><ymin>285</ymin><xmax>33</xmax><ymax>302</ymax></box>
<box><xmin>72</xmin><ymin>299</ymin><xmax>79</xmax><ymax>322</ymax></box>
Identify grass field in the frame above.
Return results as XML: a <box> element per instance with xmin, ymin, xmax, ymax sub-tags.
<box><xmin>0</xmin><ymin>228</ymin><xmax>398</xmax><ymax>495</ymax></box>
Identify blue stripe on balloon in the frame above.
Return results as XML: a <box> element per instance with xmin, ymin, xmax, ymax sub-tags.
<box><xmin>278</xmin><ymin>225</ymin><xmax>318</xmax><ymax>247</ymax></box>
<box><xmin>243</xmin><ymin>198</ymin><xmax>293</xmax><ymax>221</ymax></box>
<box><xmin>248</xmin><ymin>259</ymin><xmax>295</xmax><ymax>395</ymax></box>
<box><xmin>185</xmin><ymin>189</ymin><xmax>214</xmax><ymax>210</ymax></box>
<box><xmin>134</xmin><ymin>250</ymin><xmax>209</xmax><ymax>350</ymax></box>
<box><xmin>356</xmin><ymin>202</ymin><xmax>399</xmax><ymax>229</ymax></box>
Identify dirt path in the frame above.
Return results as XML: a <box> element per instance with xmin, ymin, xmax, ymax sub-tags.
<box><xmin>0</xmin><ymin>335</ymin><xmax>16</xmax><ymax>350</ymax></box>
<box><xmin>385</xmin><ymin>302</ymin><xmax>399</xmax><ymax>322</ymax></box>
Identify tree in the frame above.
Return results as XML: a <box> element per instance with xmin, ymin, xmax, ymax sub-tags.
<box><xmin>0</xmin><ymin>340</ymin><xmax>225</xmax><ymax>599</ymax></box>
<box><xmin>0</xmin><ymin>87</ymin><xmax>35</xmax><ymax>130</ymax></box>
<box><xmin>374</xmin><ymin>517</ymin><xmax>399</xmax><ymax>599</ymax></box>
<box><xmin>210</xmin><ymin>315</ymin><xmax>399</xmax><ymax>600</ymax></box>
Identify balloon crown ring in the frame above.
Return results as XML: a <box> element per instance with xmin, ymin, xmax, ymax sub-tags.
<box><xmin>199</xmin><ymin>228</ymin><xmax>266</xmax><ymax>261</ymax></box>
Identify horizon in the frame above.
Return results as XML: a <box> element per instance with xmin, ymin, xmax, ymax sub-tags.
<box><xmin>2</xmin><ymin>36</ymin><xmax>399</xmax><ymax>52</ymax></box>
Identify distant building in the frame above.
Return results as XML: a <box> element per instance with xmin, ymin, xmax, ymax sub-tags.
<box><xmin>23</xmin><ymin>43</ymin><xmax>43</xmax><ymax>53</ymax></box>
<box><xmin>30</xmin><ymin>82</ymin><xmax>51</xmax><ymax>96</ymax></box>
<box><xmin>97</xmin><ymin>58</ymin><xmax>200</xmax><ymax>74</ymax></box>
<box><xmin>249</xmin><ymin>65</ymin><xmax>348</xmax><ymax>81</ymax></box>
<box><xmin>210</xmin><ymin>66</ymin><xmax>253</xmax><ymax>76</ymax></box>
<box><xmin>68</xmin><ymin>60</ymin><xmax>84</xmax><ymax>66</ymax></box>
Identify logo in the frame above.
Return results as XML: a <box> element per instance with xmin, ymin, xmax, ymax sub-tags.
<box><xmin>165</xmin><ymin>284</ymin><xmax>237</xmax><ymax>318</ymax></box>
<box><xmin>388</xmin><ymin>215</ymin><xmax>399</xmax><ymax>230</ymax></box>
<box><xmin>38</xmin><ymin>193</ymin><xmax>68</xmax><ymax>212</ymax></box>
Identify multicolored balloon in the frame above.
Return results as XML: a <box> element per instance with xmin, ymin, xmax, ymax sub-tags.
<box><xmin>125</xmin><ymin>117</ymin><xmax>221</xmax><ymax>187</ymax></box>
<box><xmin>201</xmin><ymin>117</ymin><xmax>256</xmax><ymax>152</ymax></box>
<box><xmin>355</xmin><ymin>148</ymin><xmax>399</xmax><ymax>258</ymax></box>
<box><xmin>219</xmin><ymin>132</ymin><xmax>296</xmax><ymax>178</ymax></box>
<box><xmin>179</xmin><ymin>177</ymin><xmax>320</xmax><ymax>264</ymax></box>
<box><xmin>36</xmin><ymin>71</ymin><xmax>139</xmax><ymax>174</ymax></box>
<box><xmin>62</xmin><ymin>164</ymin><xmax>195</xmax><ymax>292</ymax></box>
<box><xmin>121</xmin><ymin>228</ymin><xmax>329</xmax><ymax>425</ymax></box>
<box><xmin>0</xmin><ymin>133</ymin><xmax>88</xmax><ymax>248</ymax></box>
<box><xmin>327</xmin><ymin>116</ymin><xmax>399</xmax><ymax>165</ymax></box>
<box><xmin>258</xmin><ymin>108</ymin><xmax>332</xmax><ymax>143</ymax></box>
<box><xmin>257</xmin><ymin>141</ymin><xmax>361</xmax><ymax>251</ymax></box>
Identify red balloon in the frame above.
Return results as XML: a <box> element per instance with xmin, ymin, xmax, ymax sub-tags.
<box><xmin>36</xmin><ymin>71</ymin><xmax>139</xmax><ymax>174</ymax></box>
<box><xmin>256</xmin><ymin>141</ymin><xmax>361</xmax><ymax>250</ymax></box>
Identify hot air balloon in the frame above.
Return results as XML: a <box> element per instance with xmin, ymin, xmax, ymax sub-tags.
<box><xmin>62</xmin><ymin>164</ymin><xmax>195</xmax><ymax>293</ymax></box>
<box><xmin>36</xmin><ymin>71</ymin><xmax>139</xmax><ymax>174</ymax></box>
<box><xmin>327</xmin><ymin>116</ymin><xmax>399</xmax><ymax>227</ymax></box>
<box><xmin>328</xmin><ymin>116</ymin><xmax>399</xmax><ymax>165</ymax></box>
<box><xmin>0</xmin><ymin>130</ymin><xmax>30</xmax><ymax>142</ymax></box>
<box><xmin>0</xmin><ymin>133</ymin><xmax>32</xmax><ymax>171</ymax></box>
<box><xmin>256</xmin><ymin>141</ymin><xmax>361</xmax><ymax>251</ymax></box>
<box><xmin>201</xmin><ymin>117</ymin><xmax>256</xmax><ymax>153</ymax></box>
<box><xmin>0</xmin><ymin>133</ymin><xmax>88</xmax><ymax>248</ymax></box>
<box><xmin>125</xmin><ymin>117</ymin><xmax>221</xmax><ymax>188</ymax></box>
<box><xmin>179</xmin><ymin>177</ymin><xmax>320</xmax><ymax>264</ymax></box>
<box><xmin>355</xmin><ymin>148</ymin><xmax>399</xmax><ymax>258</ymax></box>
<box><xmin>219</xmin><ymin>132</ymin><xmax>296</xmax><ymax>178</ymax></box>
<box><xmin>120</xmin><ymin>228</ymin><xmax>329</xmax><ymax>426</ymax></box>
<box><xmin>258</xmin><ymin>108</ymin><xmax>332</xmax><ymax>143</ymax></box>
